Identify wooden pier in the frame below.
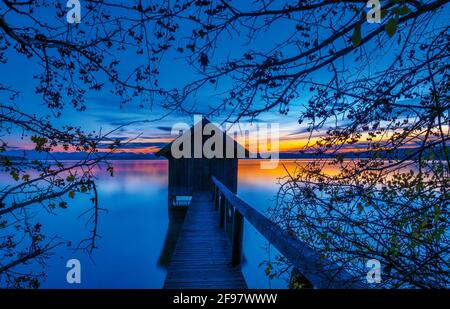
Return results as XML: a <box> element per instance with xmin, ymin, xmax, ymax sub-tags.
<box><xmin>164</xmin><ymin>191</ymin><xmax>247</xmax><ymax>289</ymax></box>
<box><xmin>163</xmin><ymin>177</ymin><xmax>365</xmax><ymax>289</ymax></box>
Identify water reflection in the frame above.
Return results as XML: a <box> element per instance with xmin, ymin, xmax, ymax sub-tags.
<box><xmin>238</xmin><ymin>160</ymin><xmax>299</xmax><ymax>288</ymax></box>
<box><xmin>157</xmin><ymin>208</ymin><xmax>187</xmax><ymax>269</ymax></box>
<box><xmin>1</xmin><ymin>159</ymin><xmax>305</xmax><ymax>288</ymax></box>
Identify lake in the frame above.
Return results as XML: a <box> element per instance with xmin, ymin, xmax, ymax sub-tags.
<box><xmin>2</xmin><ymin>159</ymin><xmax>304</xmax><ymax>288</ymax></box>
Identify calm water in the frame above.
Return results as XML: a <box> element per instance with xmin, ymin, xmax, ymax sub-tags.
<box><xmin>3</xmin><ymin>160</ymin><xmax>301</xmax><ymax>288</ymax></box>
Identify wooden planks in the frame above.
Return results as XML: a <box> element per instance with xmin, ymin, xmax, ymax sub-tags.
<box><xmin>164</xmin><ymin>191</ymin><xmax>247</xmax><ymax>289</ymax></box>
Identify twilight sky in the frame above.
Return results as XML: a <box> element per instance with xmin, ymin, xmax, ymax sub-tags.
<box><xmin>1</xmin><ymin>1</ymin><xmax>447</xmax><ymax>155</ymax></box>
<box><xmin>0</xmin><ymin>1</ymin><xmax>317</xmax><ymax>154</ymax></box>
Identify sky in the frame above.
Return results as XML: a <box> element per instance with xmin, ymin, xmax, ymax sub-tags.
<box><xmin>0</xmin><ymin>0</ymin><xmax>317</xmax><ymax>155</ymax></box>
<box><xmin>1</xmin><ymin>1</ymin><xmax>448</xmax><ymax>156</ymax></box>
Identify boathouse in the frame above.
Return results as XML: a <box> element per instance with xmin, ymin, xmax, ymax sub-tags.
<box><xmin>156</xmin><ymin>117</ymin><xmax>248</xmax><ymax>206</ymax></box>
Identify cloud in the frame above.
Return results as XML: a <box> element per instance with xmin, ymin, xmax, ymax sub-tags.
<box><xmin>156</xmin><ymin>126</ymin><xmax>174</xmax><ymax>132</ymax></box>
<box><xmin>285</xmin><ymin>127</ymin><xmax>310</xmax><ymax>136</ymax></box>
<box><xmin>97</xmin><ymin>141</ymin><xmax>168</xmax><ymax>150</ymax></box>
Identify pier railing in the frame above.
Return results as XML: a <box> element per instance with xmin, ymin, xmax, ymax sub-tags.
<box><xmin>211</xmin><ymin>176</ymin><xmax>365</xmax><ymax>289</ymax></box>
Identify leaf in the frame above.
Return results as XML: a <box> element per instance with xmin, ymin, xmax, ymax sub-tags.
<box><xmin>392</xmin><ymin>6</ymin><xmax>410</xmax><ymax>16</ymax></box>
<box><xmin>352</xmin><ymin>24</ymin><xmax>362</xmax><ymax>47</ymax></box>
<box><xmin>10</xmin><ymin>170</ymin><xmax>19</xmax><ymax>181</ymax></box>
<box><xmin>199</xmin><ymin>52</ymin><xmax>209</xmax><ymax>71</ymax></box>
<box><xmin>357</xmin><ymin>203</ymin><xmax>363</xmax><ymax>214</ymax></box>
<box><xmin>2</xmin><ymin>157</ymin><xmax>11</xmax><ymax>167</ymax></box>
<box><xmin>107</xmin><ymin>166</ymin><xmax>114</xmax><ymax>177</ymax></box>
<box><xmin>385</xmin><ymin>18</ymin><xmax>398</xmax><ymax>38</ymax></box>
<box><xmin>68</xmin><ymin>191</ymin><xmax>75</xmax><ymax>199</ymax></box>
<box><xmin>264</xmin><ymin>263</ymin><xmax>273</xmax><ymax>276</ymax></box>
<box><xmin>59</xmin><ymin>202</ymin><xmax>68</xmax><ymax>209</ymax></box>
<box><xmin>31</xmin><ymin>136</ymin><xmax>48</xmax><ymax>151</ymax></box>
<box><xmin>389</xmin><ymin>246</ymin><xmax>398</xmax><ymax>257</ymax></box>
<box><xmin>66</xmin><ymin>175</ymin><xmax>75</xmax><ymax>182</ymax></box>
<box><xmin>434</xmin><ymin>205</ymin><xmax>440</xmax><ymax>221</ymax></box>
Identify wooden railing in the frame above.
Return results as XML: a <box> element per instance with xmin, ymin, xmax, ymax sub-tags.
<box><xmin>212</xmin><ymin>176</ymin><xmax>366</xmax><ymax>289</ymax></box>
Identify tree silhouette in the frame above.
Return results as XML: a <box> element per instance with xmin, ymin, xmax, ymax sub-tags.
<box><xmin>0</xmin><ymin>0</ymin><xmax>449</xmax><ymax>287</ymax></box>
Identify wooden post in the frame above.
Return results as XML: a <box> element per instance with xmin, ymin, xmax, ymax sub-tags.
<box><xmin>168</xmin><ymin>195</ymin><xmax>174</xmax><ymax>211</ymax></box>
<box><xmin>225</xmin><ymin>203</ymin><xmax>231</xmax><ymax>238</ymax></box>
<box><xmin>219</xmin><ymin>194</ymin><xmax>225</xmax><ymax>228</ymax></box>
<box><xmin>231</xmin><ymin>208</ymin><xmax>244</xmax><ymax>266</ymax></box>
<box><xmin>214</xmin><ymin>186</ymin><xmax>219</xmax><ymax>210</ymax></box>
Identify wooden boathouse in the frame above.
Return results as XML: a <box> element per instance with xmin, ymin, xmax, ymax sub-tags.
<box><xmin>156</xmin><ymin>117</ymin><xmax>247</xmax><ymax>208</ymax></box>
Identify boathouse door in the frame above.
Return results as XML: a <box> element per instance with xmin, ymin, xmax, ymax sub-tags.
<box><xmin>194</xmin><ymin>159</ymin><xmax>211</xmax><ymax>191</ymax></box>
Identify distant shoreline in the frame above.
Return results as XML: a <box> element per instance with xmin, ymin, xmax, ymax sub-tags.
<box><xmin>1</xmin><ymin>147</ymin><xmax>439</xmax><ymax>161</ymax></box>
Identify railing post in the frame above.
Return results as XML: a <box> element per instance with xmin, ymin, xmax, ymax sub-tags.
<box><xmin>231</xmin><ymin>208</ymin><xmax>244</xmax><ymax>266</ymax></box>
<box><xmin>214</xmin><ymin>186</ymin><xmax>219</xmax><ymax>210</ymax></box>
<box><xmin>219</xmin><ymin>193</ymin><xmax>225</xmax><ymax>228</ymax></box>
